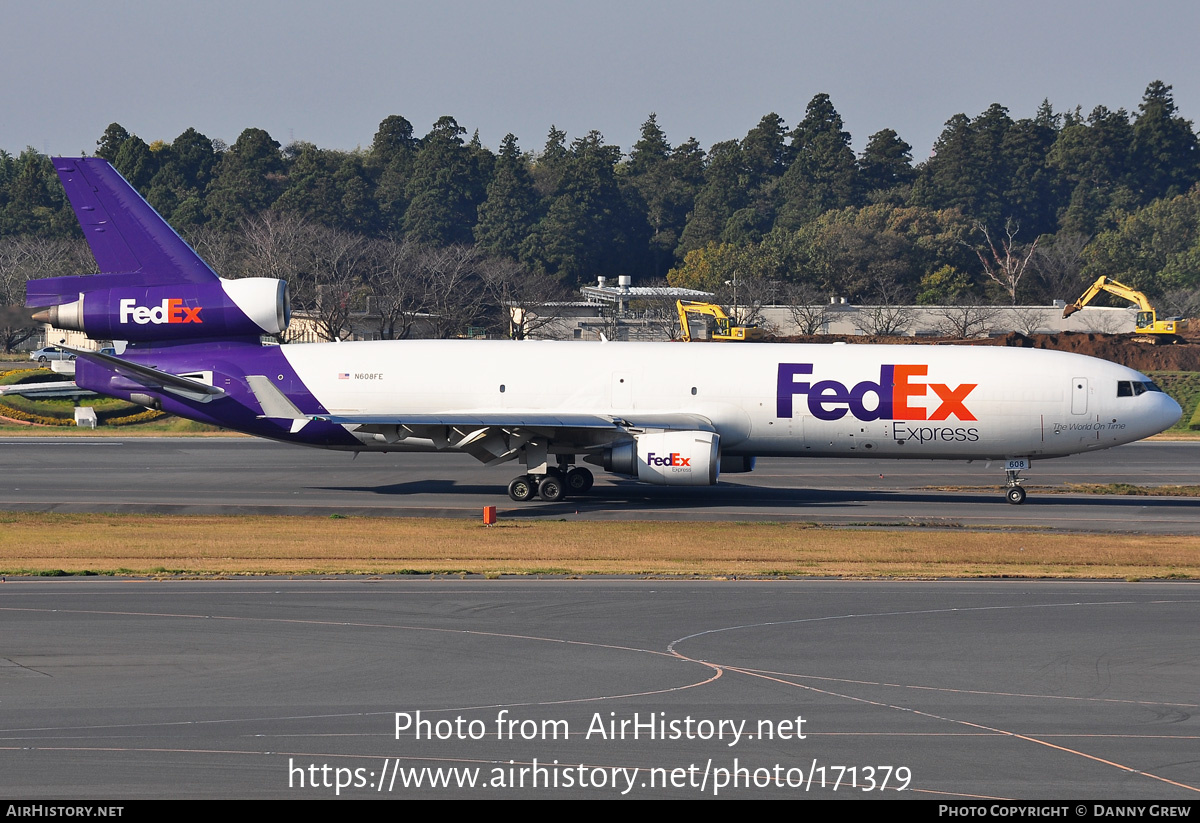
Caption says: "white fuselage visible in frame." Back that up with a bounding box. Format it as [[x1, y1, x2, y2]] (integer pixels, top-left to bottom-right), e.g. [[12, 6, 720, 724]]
[[278, 339, 1180, 461]]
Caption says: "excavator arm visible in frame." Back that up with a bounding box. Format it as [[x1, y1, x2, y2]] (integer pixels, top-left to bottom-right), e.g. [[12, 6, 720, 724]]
[[1063, 276, 1153, 318]]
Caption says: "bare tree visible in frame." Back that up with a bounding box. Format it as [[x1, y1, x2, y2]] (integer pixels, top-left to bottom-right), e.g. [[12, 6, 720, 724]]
[[712, 272, 778, 329], [1008, 305, 1048, 335], [967, 219, 1039, 304], [366, 236, 425, 339], [1160, 287, 1200, 320], [241, 212, 310, 340], [1077, 309, 1131, 334], [240, 211, 308, 283], [850, 303, 915, 336], [182, 225, 244, 278], [929, 300, 1001, 338], [780, 281, 831, 335], [630, 281, 686, 341], [0, 236, 94, 352], [1030, 231, 1089, 303], [417, 245, 488, 339], [300, 226, 369, 342], [478, 256, 573, 339], [849, 270, 914, 336]]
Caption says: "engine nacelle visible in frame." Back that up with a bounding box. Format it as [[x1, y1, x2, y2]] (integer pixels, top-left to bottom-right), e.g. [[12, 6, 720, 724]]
[[32, 277, 290, 342], [601, 431, 720, 486]]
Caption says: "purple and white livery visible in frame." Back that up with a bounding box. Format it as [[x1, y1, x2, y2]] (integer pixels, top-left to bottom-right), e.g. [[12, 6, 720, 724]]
[[28, 158, 1180, 504]]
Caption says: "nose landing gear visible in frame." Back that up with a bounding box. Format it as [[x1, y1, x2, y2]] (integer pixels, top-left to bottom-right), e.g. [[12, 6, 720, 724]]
[[1004, 459, 1029, 504]]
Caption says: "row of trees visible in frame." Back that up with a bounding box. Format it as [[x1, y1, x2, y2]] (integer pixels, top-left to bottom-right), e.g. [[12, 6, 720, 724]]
[[1, 80, 1197, 344]]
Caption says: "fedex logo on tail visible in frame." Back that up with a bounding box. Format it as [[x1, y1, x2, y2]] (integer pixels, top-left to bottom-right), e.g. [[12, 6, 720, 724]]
[[777, 363, 977, 422], [119, 298, 203, 325]]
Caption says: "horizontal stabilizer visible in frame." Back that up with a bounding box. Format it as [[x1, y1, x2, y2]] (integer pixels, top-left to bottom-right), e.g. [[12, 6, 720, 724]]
[[0, 381, 96, 399], [61, 345, 225, 403], [51, 158, 219, 282]]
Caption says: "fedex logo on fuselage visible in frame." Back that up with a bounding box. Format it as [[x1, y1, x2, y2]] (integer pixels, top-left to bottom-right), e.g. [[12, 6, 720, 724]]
[[118, 298, 203, 325], [777, 363, 977, 422], [646, 452, 691, 467]]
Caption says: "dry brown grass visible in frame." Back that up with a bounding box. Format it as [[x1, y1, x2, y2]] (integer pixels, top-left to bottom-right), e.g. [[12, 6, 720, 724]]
[[0, 513, 1196, 579]]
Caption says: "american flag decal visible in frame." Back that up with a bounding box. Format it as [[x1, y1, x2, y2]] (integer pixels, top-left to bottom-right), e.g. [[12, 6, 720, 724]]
[[338, 373, 350, 380]]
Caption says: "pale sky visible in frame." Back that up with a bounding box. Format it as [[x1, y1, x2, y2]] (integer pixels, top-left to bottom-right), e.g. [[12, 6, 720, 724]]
[[4, 0, 1198, 161]]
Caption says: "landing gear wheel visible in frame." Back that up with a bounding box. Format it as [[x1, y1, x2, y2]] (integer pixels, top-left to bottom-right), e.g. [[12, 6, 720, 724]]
[[507, 475, 535, 502], [537, 474, 566, 502], [566, 467, 594, 494], [1006, 486, 1027, 505]]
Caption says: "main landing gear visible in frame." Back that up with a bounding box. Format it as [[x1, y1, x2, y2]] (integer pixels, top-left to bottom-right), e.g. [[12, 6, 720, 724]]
[[506, 465, 594, 502]]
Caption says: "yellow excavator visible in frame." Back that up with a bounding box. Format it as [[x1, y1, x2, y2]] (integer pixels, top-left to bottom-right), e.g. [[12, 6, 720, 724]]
[[676, 301, 765, 342], [1062, 276, 1187, 339]]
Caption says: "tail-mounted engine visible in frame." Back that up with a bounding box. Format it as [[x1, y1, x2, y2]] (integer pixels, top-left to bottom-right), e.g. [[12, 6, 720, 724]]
[[30, 277, 290, 342]]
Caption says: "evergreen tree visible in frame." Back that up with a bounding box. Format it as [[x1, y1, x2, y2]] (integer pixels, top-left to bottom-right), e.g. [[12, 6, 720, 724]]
[[371, 115, 418, 234], [526, 131, 634, 282], [404, 116, 482, 246], [335, 153, 380, 235], [776, 94, 858, 230], [95, 123, 131, 162], [742, 112, 788, 185], [1048, 105, 1135, 234], [205, 128, 284, 229], [1131, 80, 1200, 201], [1000, 116, 1060, 238], [622, 114, 698, 275], [112, 135, 157, 190], [475, 134, 539, 259], [531, 125, 569, 199], [273, 143, 345, 226], [859, 128, 915, 195], [677, 140, 746, 256]]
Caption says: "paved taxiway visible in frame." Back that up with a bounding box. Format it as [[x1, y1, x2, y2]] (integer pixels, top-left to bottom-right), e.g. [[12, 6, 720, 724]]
[[1, 438, 1199, 532], [1, 578, 1196, 799]]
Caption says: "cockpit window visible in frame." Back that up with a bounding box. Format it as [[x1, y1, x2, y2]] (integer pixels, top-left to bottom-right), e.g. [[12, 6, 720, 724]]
[[1118, 380, 1164, 397]]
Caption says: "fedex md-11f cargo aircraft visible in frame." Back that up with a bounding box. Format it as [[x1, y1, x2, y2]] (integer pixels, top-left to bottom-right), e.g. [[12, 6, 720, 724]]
[[27, 158, 1181, 504]]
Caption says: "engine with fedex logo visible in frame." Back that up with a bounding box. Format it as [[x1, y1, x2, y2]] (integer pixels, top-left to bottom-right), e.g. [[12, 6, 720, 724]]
[[31, 277, 290, 343], [599, 431, 721, 486]]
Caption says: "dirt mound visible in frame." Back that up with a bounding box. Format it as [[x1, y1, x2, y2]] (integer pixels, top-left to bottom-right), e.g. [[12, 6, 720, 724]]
[[773, 331, 1200, 372], [985, 332, 1200, 372]]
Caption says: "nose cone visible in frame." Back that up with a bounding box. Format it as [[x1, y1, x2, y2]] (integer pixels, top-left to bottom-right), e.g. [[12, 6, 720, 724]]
[[1151, 391, 1182, 435]]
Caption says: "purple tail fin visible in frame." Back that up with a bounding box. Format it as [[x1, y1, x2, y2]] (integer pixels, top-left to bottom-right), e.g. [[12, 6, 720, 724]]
[[27, 158, 218, 306]]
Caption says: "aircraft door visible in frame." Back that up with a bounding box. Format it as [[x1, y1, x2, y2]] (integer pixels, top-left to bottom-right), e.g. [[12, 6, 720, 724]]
[[1071, 378, 1088, 415]]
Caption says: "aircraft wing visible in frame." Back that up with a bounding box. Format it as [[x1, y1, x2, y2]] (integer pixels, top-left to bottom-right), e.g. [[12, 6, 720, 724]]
[[311, 412, 715, 465], [313, 412, 714, 430]]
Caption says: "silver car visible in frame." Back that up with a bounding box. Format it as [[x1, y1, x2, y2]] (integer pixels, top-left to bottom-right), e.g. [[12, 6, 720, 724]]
[[29, 346, 76, 364]]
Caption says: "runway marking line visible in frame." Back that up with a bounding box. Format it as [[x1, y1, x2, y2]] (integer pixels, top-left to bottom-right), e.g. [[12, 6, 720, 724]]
[[667, 602, 1200, 795], [0, 604, 721, 736]]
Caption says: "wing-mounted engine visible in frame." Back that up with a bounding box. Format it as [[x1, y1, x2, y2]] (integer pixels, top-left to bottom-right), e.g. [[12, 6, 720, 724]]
[[595, 430, 721, 486], [30, 277, 290, 342]]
